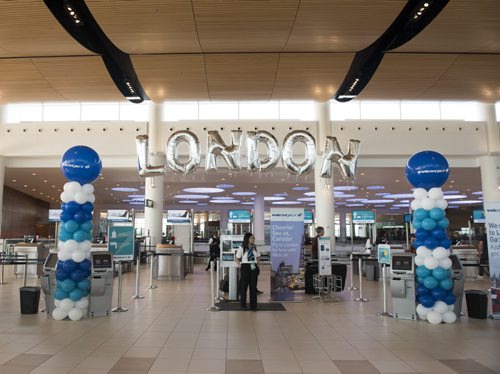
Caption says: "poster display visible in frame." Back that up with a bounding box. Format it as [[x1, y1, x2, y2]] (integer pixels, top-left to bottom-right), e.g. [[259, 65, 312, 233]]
[[473, 209, 486, 224], [167, 210, 190, 224], [377, 244, 391, 265], [318, 236, 332, 276], [483, 202, 500, 319], [48, 209, 62, 222], [352, 210, 375, 224], [270, 208, 305, 301], [107, 224, 135, 261], [228, 209, 252, 223]]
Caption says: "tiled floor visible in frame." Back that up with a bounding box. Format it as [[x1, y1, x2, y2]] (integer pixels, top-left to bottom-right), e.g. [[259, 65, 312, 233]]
[[0, 264, 499, 373]]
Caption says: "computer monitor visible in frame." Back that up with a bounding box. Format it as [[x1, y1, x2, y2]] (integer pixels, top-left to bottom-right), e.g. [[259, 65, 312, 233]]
[[392, 254, 414, 272], [92, 253, 112, 269], [44, 253, 58, 270]]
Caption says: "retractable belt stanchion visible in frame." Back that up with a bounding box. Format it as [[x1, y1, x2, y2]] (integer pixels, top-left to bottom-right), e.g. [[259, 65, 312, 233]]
[[206, 261, 220, 311], [112, 262, 128, 312], [131, 255, 144, 299], [23, 254, 28, 287], [215, 259, 224, 301], [0, 254, 7, 285], [377, 263, 392, 317], [354, 256, 369, 302], [348, 253, 357, 291], [145, 250, 158, 289]]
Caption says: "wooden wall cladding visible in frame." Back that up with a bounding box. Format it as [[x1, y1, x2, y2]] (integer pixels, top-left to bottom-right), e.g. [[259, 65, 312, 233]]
[[1, 186, 50, 239]]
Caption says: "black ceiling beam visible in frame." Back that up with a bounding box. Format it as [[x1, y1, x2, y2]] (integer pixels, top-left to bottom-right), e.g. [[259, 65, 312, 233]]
[[43, 0, 148, 103], [335, 0, 450, 102]]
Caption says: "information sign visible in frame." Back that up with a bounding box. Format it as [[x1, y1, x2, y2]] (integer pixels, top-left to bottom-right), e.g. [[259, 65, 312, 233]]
[[377, 244, 391, 265], [107, 224, 134, 261], [228, 209, 252, 223], [352, 210, 375, 223], [318, 236, 332, 276]]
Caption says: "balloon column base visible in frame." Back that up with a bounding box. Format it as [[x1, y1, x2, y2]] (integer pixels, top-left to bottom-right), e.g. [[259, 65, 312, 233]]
[[377, 312, 393, 317], [112, 307, 128, 312]]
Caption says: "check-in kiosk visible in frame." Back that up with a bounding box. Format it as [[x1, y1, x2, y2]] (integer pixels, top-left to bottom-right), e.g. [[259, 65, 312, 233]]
[[40, 252, 58, 314], [449, 254, 464, 316], [219, 235, 243, 300], [390, 254, 416, 320], [89, 251, 114, 317]]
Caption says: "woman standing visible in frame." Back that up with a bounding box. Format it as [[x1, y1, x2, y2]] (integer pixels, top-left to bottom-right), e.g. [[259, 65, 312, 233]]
[[205, 231, 220, 271], [236, 233, 261, 311]]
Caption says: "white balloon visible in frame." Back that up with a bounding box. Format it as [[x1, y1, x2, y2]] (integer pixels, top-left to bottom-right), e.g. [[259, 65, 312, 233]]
[[416, 304, 432, 319], [422, 198, 435, 210], [424, 256, 439, 270], [57, 249, 72, 261], [75, 297, 89, 309], [57, 241, 65, 251], [81, 184, 94, 195], [433, 301, 448, 314], [88, 194, 96, 204], [84, 250, 92, 260], [448, 304, 455, 311], [439, 258, 452, 269], [64, 240, 78, 253], [64, 181, 81, 194], [436, 199, 448, 210], [442, 311, 457, 324], [52, 307, 68, 321], [428, 187, 444, 200], [415, 255, 425, 267], [411, 199, 423, 210], [78, 240, 92, 252], [72, 250, 86, 263], [416, 246, 432, 258], [413, 188, 428, 200], [68, 308, 83, 321], [74, 192, 88, 205], [60, 191, 73, 203], [54, 299, 61, 307], [427, 311, 443, 325], [432, 247, 450, 260], [59, 298, 75, 312]]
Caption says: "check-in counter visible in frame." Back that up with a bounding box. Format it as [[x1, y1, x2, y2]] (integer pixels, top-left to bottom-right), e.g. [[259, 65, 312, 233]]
[[91, 243, 108, 252], [14, 243, 49, 278], [452, 245, 479, 279], [157, 244, 184, 280]]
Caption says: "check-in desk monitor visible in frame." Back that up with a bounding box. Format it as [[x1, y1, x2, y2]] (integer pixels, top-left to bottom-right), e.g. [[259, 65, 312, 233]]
[[390, 254, 416, 320], [40, 252, 58, 314], [89, 252, 114, 317], [449, 254, 464, 316]]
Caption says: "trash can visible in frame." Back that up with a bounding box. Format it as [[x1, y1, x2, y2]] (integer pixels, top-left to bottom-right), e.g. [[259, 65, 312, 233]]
[[465, 289, 488, 319], [19, 286, 41, 314]]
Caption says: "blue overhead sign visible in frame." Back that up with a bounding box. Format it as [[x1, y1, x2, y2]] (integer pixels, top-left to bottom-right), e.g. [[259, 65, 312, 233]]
[[352, 210, 375, 223], [473, 209, 486, 223], [304, 210, 313, 224], [228, 210, 251, 223]]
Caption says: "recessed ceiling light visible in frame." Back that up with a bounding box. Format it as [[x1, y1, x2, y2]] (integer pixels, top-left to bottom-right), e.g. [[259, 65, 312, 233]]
[[184, 187, 224, 194], [12, 179, 16, 182], [264, 196, 286, 201], [43, 180, 47, 183], [216, 184, 235, 189], [209, 200, 241, 204], [292, 187, 309, 191], [443, 195, 467, 200], [334, 186, 358, 191], [395, 180, 400, 183], [32, 173, 36, 176], [32, 188, 36, 191], [111, 187, 139, 192], [232, 192, 257, 196], [272, 201, 301, 205], [174, 194, 210, 199]]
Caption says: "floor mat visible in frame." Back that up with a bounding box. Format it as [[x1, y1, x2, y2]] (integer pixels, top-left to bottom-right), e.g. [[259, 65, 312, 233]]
[[215, 302, 286, 311]]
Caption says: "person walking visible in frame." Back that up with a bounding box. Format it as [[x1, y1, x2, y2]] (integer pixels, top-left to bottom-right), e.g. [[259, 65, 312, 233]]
[[478, 232, 489, 279], [311, 226, 324, 260], [205, 231, 220, 271], [236, 232, 261, 311]]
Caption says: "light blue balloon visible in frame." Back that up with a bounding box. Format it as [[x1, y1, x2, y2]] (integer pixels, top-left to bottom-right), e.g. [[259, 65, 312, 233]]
[[440, 278, 453, 291], [73, 230, 87, 243], [413, 219, 423, 230], [438, 217, 449, 229], [414, 208, 429, 221], [79, 221, 93, 232], [421, 217, 437, 231], [54, 289, 69, 300], [432, 267, 448, 281], [77, 278, 90, 291], [429, 208, 445, 221], [64, 220, 79, 233], [423, 276, 438, 289], [58, 228, 72, 242], [60, 278, 76, 293], [69, 288, 83, 302], [416, 266, 432, 279]]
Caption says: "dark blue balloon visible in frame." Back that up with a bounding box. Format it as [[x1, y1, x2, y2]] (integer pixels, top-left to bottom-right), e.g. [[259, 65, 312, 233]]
[[60, 211, 73, 222], [444, 292, 456, 305], [419, 295, 435, 308], [440, 238, 452, 249], [405, 150, 450, 190], [65, 201, 81, 214], [61, 203, 67, 211], [61, 145, 102, 184], [73, 210, 87, 223], [78, 259, 91, 272], [431, 287, 446, 301], [70, 269, 85, 283], [62, 260, 77, 273], [84, 212, 93, 222], [81, 202, 94, 213], [424, 237, 439, 250], [55, 269, 69, 281], [413, 240, 424, 249], [415, 229, 430, 241], [431, 227, 446, 240], [417, 284, 430, 296]]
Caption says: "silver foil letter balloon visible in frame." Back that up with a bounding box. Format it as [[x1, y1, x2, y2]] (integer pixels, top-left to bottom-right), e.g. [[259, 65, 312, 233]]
[[246, 130, 280, 172], [135, 135, 166, 177], [166, 130, 201, 174], [320, 137, 360, 180], [282, 130, 316, 175], [205, 130, 243, 171]]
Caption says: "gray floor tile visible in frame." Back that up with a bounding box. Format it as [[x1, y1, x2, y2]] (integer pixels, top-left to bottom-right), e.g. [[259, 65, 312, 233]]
[[333, 360, 380, 374], [226, 359, 264, 373], [440, 359, 495, 373]]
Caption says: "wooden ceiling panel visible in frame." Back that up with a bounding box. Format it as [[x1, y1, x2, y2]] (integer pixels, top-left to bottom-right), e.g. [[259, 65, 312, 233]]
[[272, 53, 353, 101], [204, 54, 279, 100], [372, 54, 457, 80], [192, 0, 300, 52], [0, 1, 90, 58], [286, 0, 406, 52], [397, 0, 500, 53], [132, 55, 209, 101], [87, 0, 201, 54]]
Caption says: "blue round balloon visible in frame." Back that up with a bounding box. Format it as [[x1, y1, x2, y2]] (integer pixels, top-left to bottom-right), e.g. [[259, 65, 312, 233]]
[[55, 269, 69, 281], [405, 150, 450, 190], [81, 289, 89, 297], [431, 227, 447, 240], [416, 266, 432, 279], [444, 292, 456, 305], [79, 221, 93, 232], [419, 295, 435, 308], [81, 202, 94, 213], [421, 218, 437, 231], [413, 240, 424, 249], [429, 208, 445, 221], [424, 237, 439, 250], [416, 276, 425, 285], [77, 278, 90, 291], [431, 287, 446, 301], [61, 146, 102, 184], [60, 278, 76, 293], [417, 284, 430, 296], [413, 220, 423, 230], [73, 230, 87, 243], [414, 208, 429, 221], [438, 217, 449, 229], [58, 228, 72, 242], [54, 289, 69, 300], [70, 269, 85, 283], [423, 276, 438, 289], [61, 211, 73, 222], [440, 238, 452, 249], [62, 260, 77, 273], [69, 288, 83, 302], [415, 229, 429, 241], [78, 259, 91, 272], [73, 210, 87, 224], [64, 220, 79, 233], [440, 278, 453, 290], [65, 201, 81, 215], [432, 267, 448, 281], [84, 212, 93, 222]]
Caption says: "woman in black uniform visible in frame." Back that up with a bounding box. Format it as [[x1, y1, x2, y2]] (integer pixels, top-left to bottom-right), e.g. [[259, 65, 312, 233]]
[[236, 232, 261, 311], [205, 231, 220, 271]]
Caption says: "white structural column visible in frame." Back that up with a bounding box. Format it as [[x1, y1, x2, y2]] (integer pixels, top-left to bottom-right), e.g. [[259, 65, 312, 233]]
[[220, 209, 228, 233], [253, 195, 265, 245], [479, 103, 500, 203], [339, 210, 347, 242], [314, 102, 336, 248], [144, 103, 165, 247], [0, 156, 4, 236]]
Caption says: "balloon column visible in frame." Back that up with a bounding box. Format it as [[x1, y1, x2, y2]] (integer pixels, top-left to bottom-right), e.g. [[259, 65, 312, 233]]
[[405, 150, 457, 325], [52, 146, 102, 321]]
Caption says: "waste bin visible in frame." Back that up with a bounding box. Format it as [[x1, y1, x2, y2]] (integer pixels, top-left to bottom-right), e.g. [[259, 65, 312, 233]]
[[365, 261, 379, 281], [19, 286, 40, 314], [465, 289, 488, 319]]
